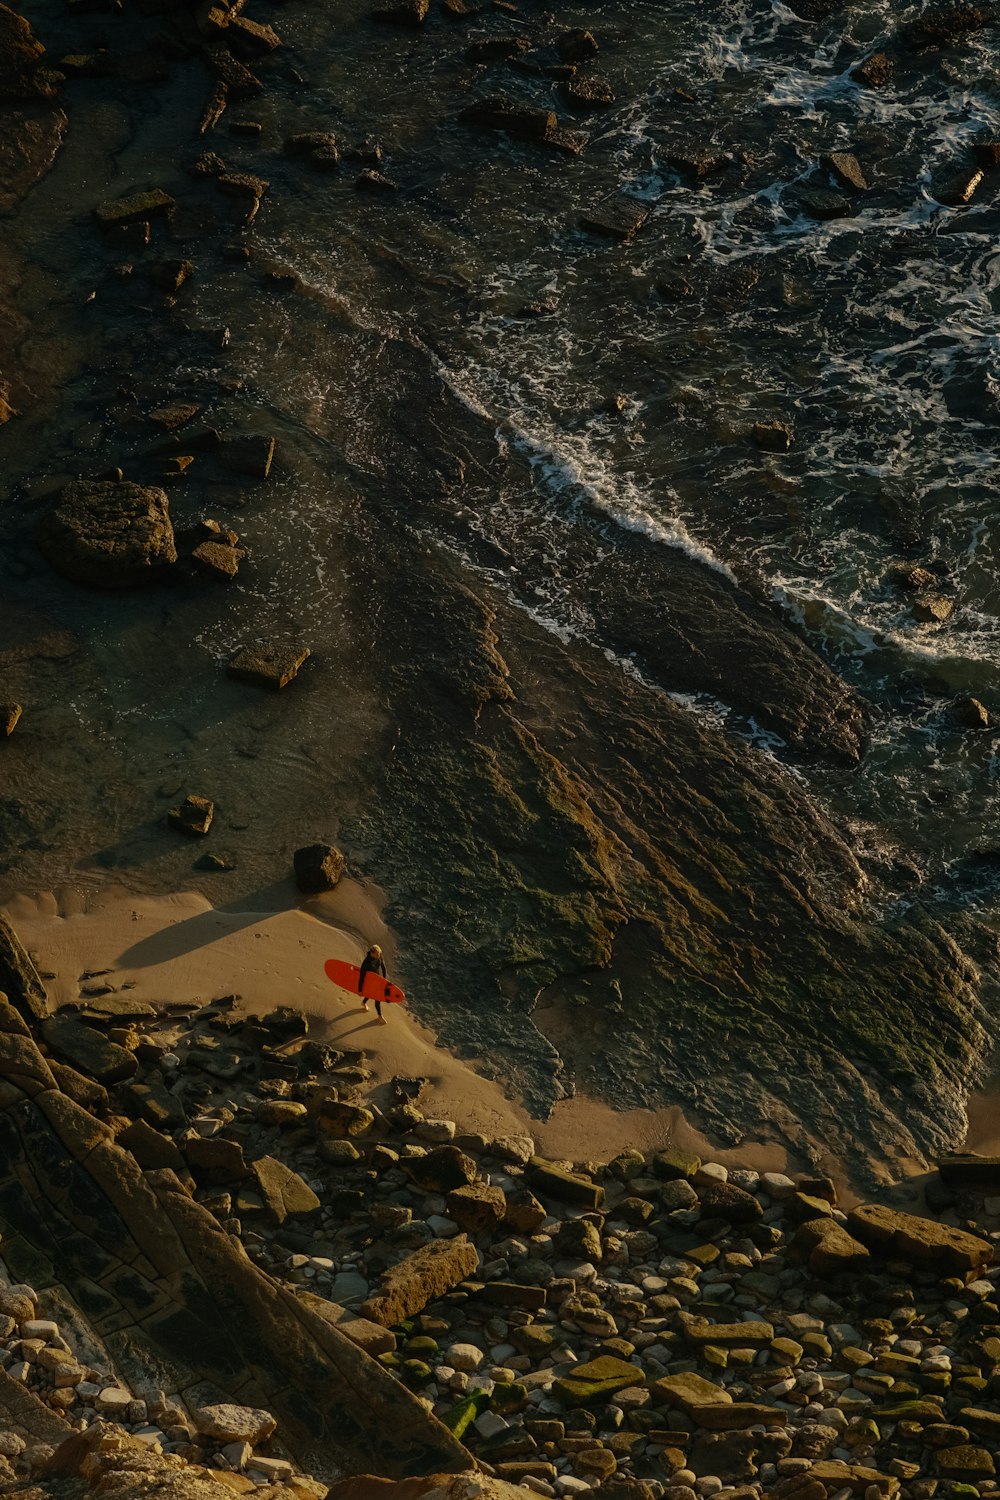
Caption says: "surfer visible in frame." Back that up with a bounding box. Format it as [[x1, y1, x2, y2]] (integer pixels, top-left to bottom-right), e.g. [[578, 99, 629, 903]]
[[359, 943, 388, 1025]]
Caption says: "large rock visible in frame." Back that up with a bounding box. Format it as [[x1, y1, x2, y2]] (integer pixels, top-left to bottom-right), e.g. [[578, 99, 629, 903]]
[[191, 1403, 276, 1444], [293, 843, 345, 893], [527, 1157, 603, 1209], [445, 1183, 506, 1233], [651, 1372, 733, 1414], [847, 1203, 991, 1275], [459, 96, 556, 141], [794, 1217, 870, 1276], [36, 481, 177, 588], [405, 1146, 477, 1193], [0, 4, 55, 100], [41, 1015, 138, 1085], [938, 1152, 1000, 1188], [252, 1155, 320, 1223], [362, 1236, 479, 1326], [697, 1180, 763, 1224], [553, 1355, 644, 1407], [227, 642, 310, 689]]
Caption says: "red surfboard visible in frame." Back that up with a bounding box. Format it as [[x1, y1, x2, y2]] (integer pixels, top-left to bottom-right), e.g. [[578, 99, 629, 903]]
[[324, 958, 406, 1005]]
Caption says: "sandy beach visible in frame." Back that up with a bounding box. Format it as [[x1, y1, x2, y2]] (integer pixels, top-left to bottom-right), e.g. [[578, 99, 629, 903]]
[[2, 877, 800, 1174]]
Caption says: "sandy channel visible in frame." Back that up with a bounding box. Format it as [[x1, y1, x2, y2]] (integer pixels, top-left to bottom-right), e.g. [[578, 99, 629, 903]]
[[2, 879, 798, 1175]]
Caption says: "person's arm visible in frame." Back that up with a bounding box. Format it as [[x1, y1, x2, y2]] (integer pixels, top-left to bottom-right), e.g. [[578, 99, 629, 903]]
[[378, 958, 387, 977], [358, 957, 371, 991]]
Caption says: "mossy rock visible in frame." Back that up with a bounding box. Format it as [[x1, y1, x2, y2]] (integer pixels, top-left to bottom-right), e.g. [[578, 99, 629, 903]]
[[554, 1355, 645, 1407], [442, 1391, 489, 1439], [406, 1335, 439, 1357], [400, 1358, 434, 1386], [492, 1381, 529, 1413]]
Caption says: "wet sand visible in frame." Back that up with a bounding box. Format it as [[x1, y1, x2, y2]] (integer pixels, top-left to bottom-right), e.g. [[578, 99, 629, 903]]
[[3, 879, 793, 1173]]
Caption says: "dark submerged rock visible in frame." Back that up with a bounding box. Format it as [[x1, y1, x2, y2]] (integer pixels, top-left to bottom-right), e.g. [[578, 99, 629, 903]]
[[35, 481, 177, 588]]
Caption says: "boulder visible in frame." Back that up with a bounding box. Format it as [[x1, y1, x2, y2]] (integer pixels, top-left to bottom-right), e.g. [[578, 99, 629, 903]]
[[405, 1146, 477, 1193], [185, 1134, 249, 1182], [168, 795, 214, 835], [847, 1202, 991, 1275], [680, 1316, 774, 1348], [284, 131, 339, 170], [252, 1155, 320, 1223], [902, 4, 995, 49], [561, 75, 615, 109], [293, 843, 345, 893], [217, 433, 274, 476], [192, 541, 243, 580], [41, 1015, 138, 1085], [688, 1431, 761, 1483], [1, 704, 21, 737], [794, 1217, 870, 1276], [579, 193, 650, 240], [553, 1355, 643, 1407], [651, 1149, 700, 1180], [952, 696, 990, 728], [822, 151, 867, 191], [0, 4, 52, 99], [36, 481, 177, 588], [445, 1183, 507, 1233], [94, 189, 174, 226], [691, 1402, 787, 1430], [852, 51, 894, 86], [912, 593, 954, 623], [372, 0, 429, 21], [227, 643, 310, 689], [527, 1157, 603, 1209], [317, 1099, 375, 1137], [555, 1217, 603, 1262], [752, 420, 793, 451], [459, 96, 556, 141], [192, 1404, 277, 1444], [362, 1236, 479, 1326], [697, 1181, 762, 1224], [652, 1372, 733, 1414]]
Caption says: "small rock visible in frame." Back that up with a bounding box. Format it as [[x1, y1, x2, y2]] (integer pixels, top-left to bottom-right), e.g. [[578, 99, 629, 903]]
[[1, 705, 22, 737], [228, 643, 311, 689], [168, 795, 214, 836]]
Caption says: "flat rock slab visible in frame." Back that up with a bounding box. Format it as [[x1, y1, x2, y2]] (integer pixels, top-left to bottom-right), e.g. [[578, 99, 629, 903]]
[[227, 643, 310, 689], [579, 192, 651, 240], [252, 1154, 320, 1223], [939, 1152, 1000, 1188], [692, 1402, 786, 1429], [95, 188, 174, 225], [553, 1355, 644, 1407], [41, 1015, 138, 1085], [652, 1372, 733, 1413], [847, 1202, 991, 1275], [527, 1156, 603, 1208], [680, 1316, 774, 1348], [362, 1235, 478, 1327]]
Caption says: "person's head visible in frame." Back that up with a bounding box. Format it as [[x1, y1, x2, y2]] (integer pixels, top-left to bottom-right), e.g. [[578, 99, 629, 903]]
[[369, 944, 382, 958]]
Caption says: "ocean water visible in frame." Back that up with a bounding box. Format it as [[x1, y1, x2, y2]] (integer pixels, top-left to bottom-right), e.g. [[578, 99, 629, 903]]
[[197, 0, 1000, 888]]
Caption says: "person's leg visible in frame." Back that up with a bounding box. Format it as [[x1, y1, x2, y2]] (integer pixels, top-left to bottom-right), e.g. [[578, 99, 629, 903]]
[[375, 999, 386, 1024]]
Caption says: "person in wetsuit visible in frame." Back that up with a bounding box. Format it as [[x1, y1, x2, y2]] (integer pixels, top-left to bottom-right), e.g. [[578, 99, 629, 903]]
[[359, 943, 388, 1024]]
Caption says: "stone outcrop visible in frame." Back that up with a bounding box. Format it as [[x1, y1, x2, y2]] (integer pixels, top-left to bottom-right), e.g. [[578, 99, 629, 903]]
[[0, 996, 470, 1478], [35, 482, 177, 589], [847, 1203, 992, 1275], [361, 1237, 479, 1327]]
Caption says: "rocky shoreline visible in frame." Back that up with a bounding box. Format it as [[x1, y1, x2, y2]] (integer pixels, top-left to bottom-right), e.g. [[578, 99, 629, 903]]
[[0, 918, 996, 1500]]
